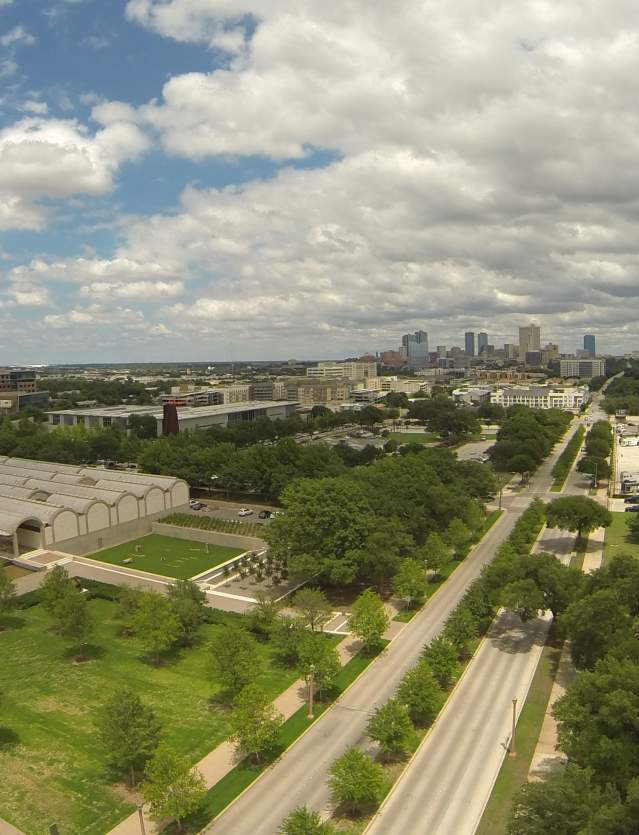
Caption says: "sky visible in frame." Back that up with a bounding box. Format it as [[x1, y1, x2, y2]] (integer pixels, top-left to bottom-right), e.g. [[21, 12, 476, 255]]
[[1, 0, 639, 362]]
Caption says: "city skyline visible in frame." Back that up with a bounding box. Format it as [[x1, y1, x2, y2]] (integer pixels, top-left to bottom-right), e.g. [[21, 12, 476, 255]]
[[1, 2, 637, 362]]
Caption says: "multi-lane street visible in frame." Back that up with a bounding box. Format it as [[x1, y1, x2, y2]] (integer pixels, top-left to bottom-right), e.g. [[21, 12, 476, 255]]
[[366, 408, 601, 835], [207, 417, 583, 834]]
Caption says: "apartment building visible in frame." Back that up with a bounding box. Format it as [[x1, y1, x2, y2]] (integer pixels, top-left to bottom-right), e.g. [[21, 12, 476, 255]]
[[490, 385, 588, 411], [306, 361, 378, 381], [559, 358, 606, 379]]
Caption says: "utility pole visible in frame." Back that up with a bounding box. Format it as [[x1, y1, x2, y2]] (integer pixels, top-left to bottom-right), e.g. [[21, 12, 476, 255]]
[[498, 485, 503, 510], [137, 805, 146, 835], [509, 698, 518, 757], [307, 664, 315, 719]]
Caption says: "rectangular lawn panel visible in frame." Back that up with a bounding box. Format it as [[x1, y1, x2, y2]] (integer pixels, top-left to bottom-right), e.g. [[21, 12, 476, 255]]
[[603, 511, 639, 566], [0, 598, 299, 834], [88, 534, 244, 579]]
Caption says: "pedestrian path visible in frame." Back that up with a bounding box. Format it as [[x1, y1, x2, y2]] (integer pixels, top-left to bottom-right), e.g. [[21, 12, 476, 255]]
[[0, 817, 24, 835], [108, 633, 363, 835], [526, 518, 606, 782]]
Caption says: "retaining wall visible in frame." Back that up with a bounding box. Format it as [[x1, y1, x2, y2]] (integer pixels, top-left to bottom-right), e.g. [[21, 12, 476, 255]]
[[152, 521, 265, 551]]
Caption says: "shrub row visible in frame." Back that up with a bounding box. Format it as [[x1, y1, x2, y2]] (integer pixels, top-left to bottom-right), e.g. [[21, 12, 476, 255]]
[[551, 425, 585, 487], [160, 512, 264, 538]]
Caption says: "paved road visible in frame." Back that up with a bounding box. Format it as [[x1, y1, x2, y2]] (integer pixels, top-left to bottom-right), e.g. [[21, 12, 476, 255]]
[[367, 611, 551, 835], [365, 410, 599, 835], [206, 422, 578, 834]]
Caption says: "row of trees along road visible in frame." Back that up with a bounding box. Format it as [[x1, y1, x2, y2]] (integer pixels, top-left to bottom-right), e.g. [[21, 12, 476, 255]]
[[601, 359, 639, 413], [509, 551, 639, 834], [576, 420, 613, 484], [265, 446, 498, 589], [278, 500, 555, 833], [489, 407, 572, 476]]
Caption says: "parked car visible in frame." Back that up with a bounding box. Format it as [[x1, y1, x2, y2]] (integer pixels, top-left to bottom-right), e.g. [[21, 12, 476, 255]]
[[624, 506, 639, 512], [189, 500, 205, 510], [258, 510, 272, 519], [238, 508, 254, 517]]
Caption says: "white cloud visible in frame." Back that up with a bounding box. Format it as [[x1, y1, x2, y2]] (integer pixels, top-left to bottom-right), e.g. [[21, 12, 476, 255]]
[[0, 25, 35, 47], [0, 114, 148, 230], [20, 99, 48, 115], [79, 279, 184, 300]]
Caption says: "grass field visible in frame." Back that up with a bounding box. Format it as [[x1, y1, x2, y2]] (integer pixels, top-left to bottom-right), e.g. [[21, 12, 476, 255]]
[[388, 432, 439, 444], [603, 511, 639, 566], [0, 597, 300, 834], [88, 534, 244, 579]]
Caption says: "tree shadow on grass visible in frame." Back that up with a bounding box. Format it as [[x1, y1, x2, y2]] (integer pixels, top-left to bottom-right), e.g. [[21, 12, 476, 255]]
[[0, 614, 26, 631], [0, 727, 20, 750], [62, 643, 106, 662]]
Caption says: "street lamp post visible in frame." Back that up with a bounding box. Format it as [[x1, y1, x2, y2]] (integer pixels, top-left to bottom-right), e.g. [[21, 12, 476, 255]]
[[498, 485, 503, 510], [307, 663, 315, 719], [137, 804, 146, 835], [509, 698, 518, 757], [209, 474, 219, 496]]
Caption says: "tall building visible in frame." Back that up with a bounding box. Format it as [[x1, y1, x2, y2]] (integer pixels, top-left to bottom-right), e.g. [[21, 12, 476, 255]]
[[504, 343, 518, 360], [559, 358, 606, 379], [477, 332, 488, 354], [436, 345, 447, 358], [401, 330, 429, 368], [519, 324, 541, 357], [464, 332, 475, 356], [584, 334, 596, 356]]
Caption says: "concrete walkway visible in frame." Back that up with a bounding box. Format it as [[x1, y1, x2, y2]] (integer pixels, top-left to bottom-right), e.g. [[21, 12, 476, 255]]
[[108, 634, 364, 835], [0, 818, 25, 835], [527, 516, 606, 781]]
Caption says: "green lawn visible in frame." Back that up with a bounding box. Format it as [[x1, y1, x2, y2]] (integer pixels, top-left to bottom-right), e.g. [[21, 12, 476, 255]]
[[0, 597, 300, 834], [388, 432, 439, 444], [88, 534, 245, 579], [603, 511, 639, 566]]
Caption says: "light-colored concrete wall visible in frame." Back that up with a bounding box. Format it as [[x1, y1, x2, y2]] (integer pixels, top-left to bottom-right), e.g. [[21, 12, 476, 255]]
[[171, 482, 190, 507], [52, 509, 80, 542], [87, 501, 110, 532], [117, 494, 139, 523], [52, 505, 189, 556], [146, 487, 165, 515], [152, 521, 265, 550]]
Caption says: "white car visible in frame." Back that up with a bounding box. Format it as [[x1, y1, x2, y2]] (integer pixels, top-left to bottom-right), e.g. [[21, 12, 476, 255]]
[[238, 508, 254, 517]]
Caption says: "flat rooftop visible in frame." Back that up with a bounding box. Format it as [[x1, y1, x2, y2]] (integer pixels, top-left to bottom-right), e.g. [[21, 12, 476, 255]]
[[47, 401, 300, 419]]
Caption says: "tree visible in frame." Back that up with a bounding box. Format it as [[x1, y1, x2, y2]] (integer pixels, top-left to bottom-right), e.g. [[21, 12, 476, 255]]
[[561, 589, 632, 669], [328, 747, 385, 815], [444, 518, 471, 559], [444, 605, 478, 658], [297, 633, 341, 698], [52, 585, 94, 656], [349, 589, 389, 652], [553, 655, 639, 791], [358, 518, 413, 590], [40, 564, 75, 614], [501, 579, 546, 621], [229, 683, 284, 762], [279, 806, 334, 834], [508, 764, 614, 835], [270, 615, 309, 666], [287, 553, 319, 584], [419, 532, 450, 579], [118, 585, 142, 634], [167, 579, 207, 645], [132, 592, 181, 665], [209, 624, 262, 698], [398, 660, 443, 725], [143, 745, 206, 832], [96, 688, 161, 786], [545, 497, 612, 544], [0, 565, 16, 625], [518, 552, 582, 618], [367, 699, 413, 760], [422, 636, 458, 689], [294, 588, 332, 632], [392, 559, 427, 608], [248, 590, 282, 638]]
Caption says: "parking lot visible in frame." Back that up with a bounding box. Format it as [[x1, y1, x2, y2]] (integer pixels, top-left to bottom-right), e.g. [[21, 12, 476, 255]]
[[186, 499, 280, 525]]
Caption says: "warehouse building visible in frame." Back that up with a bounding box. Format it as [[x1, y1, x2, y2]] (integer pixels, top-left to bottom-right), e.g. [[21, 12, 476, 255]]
[[46, 400, 300, 435], [0, 457, 189, 557]]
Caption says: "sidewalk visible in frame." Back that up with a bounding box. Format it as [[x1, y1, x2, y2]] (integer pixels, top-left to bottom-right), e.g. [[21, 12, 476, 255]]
[[527, 519, 606, 781], [108, 633, 363, 835]]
